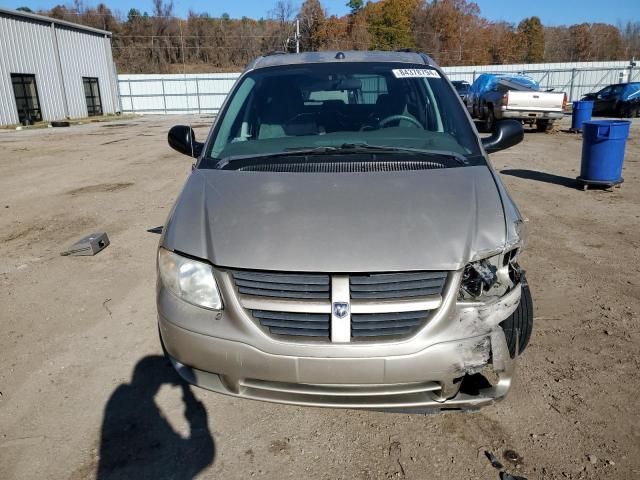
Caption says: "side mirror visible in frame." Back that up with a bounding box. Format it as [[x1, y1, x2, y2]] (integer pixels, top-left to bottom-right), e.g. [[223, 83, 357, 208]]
[[481, 120, 524, 154], [168, 125, 204, 158]]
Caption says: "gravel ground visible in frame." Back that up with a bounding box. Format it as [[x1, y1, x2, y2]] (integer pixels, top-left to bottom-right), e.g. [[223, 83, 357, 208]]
[[0, 115, 638, 480]]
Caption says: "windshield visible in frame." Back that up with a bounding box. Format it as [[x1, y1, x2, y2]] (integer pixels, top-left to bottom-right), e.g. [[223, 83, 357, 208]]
[[623, 83, 640, 101], [452, 81, 470, 93], [202, 62, 483, 168]]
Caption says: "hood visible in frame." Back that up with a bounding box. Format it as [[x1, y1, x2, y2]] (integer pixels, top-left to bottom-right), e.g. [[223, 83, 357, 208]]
[[162, 166, 506, 272]]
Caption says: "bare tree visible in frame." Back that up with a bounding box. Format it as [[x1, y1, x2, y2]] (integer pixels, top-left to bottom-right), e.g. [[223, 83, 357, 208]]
[[268, 0, 296, 51]]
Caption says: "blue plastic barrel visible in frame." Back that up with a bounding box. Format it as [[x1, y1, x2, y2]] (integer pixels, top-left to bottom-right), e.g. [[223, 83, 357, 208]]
[[571, 100, 593, 131], [579, 120, 631, 184]]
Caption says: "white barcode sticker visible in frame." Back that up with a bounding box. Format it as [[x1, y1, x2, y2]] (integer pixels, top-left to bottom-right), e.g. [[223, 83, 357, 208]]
[[392, 68, 441, 79]]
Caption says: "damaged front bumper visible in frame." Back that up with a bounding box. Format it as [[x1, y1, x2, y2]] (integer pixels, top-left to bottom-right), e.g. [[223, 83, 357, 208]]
[[162, 325, 514, 411], [158, 278, 521, 411]]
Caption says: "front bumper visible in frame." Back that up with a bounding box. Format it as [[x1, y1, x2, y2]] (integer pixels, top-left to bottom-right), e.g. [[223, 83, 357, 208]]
[[160, 319, 514, 410], [158, 269, 521, 410]]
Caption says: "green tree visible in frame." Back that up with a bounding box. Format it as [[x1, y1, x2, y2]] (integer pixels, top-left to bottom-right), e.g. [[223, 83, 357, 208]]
[[346, 0, 363, 14], [127, 8, 141, 22], [365, 0, 419, 50], [16, 6, 33, 12], [518, 16, 545, 63]]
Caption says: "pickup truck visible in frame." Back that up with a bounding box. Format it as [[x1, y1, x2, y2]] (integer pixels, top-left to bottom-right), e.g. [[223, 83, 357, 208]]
[[466, 73, 567, 132]]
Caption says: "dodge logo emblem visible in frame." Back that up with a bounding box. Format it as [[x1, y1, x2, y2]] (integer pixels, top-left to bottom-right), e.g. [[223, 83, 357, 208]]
[[333, 302, 349, 319]]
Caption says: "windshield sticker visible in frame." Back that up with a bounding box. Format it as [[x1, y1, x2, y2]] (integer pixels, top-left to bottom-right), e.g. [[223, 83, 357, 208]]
[[392, 68, 441, 79]]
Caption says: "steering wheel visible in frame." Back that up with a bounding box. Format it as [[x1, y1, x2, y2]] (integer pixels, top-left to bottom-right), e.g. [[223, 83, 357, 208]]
[[378, 114, 423, 128]]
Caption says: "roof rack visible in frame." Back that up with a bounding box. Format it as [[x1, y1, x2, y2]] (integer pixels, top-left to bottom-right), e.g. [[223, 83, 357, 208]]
[[265, 51, 287, 56]]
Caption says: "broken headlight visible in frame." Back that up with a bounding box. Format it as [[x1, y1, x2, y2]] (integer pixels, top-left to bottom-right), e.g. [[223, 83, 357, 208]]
[[158, 248, 223, 310], [459, 249, 521, 300]]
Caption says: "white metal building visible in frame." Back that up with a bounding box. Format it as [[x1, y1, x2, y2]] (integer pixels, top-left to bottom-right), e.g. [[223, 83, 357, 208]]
[[0, 7, 120, 126]]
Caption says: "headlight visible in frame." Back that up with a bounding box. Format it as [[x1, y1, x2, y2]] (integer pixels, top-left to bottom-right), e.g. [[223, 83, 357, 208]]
[[459, 249, 521, 300], [158, 248, 222, 310]]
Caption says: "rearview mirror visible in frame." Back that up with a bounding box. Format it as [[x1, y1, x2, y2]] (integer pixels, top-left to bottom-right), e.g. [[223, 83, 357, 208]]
[[168, 125, 204, 158], [481, 120, 524, 154], [334, 78, 362, 90]]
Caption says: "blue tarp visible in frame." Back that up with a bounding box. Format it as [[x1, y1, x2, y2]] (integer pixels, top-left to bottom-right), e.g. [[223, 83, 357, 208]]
[[472, 73, 540, 95]]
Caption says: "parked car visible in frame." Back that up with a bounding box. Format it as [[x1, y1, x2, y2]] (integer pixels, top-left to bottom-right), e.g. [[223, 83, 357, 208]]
[[581, 82, 640, 117], [159, 50, 532, 412], [451, 80, 471, 102], [467, 73, 566, 132]]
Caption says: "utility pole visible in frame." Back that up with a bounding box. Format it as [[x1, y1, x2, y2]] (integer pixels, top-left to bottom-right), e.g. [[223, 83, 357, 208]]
[[296, 18, 300, 53]]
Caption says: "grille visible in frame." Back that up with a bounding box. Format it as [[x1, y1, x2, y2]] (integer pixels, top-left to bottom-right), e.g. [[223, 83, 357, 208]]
[[238, 161, 446, 173], [352, 310, 430, 338], [253, 310, 330, 338], [232, 270, 330, 300], [349, 271, 447, 299], [233, 269, 448, 341]]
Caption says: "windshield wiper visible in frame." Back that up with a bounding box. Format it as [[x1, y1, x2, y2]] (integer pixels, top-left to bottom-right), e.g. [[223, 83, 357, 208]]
[[216, 147, 339, 168], [216, 143, 468, 168], [334, 143, 469, 165]]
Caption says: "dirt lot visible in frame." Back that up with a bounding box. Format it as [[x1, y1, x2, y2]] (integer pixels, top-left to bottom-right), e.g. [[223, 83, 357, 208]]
[[1, 115, 639, 480]]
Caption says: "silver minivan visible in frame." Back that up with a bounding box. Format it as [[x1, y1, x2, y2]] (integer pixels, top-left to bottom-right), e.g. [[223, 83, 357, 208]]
[[158, 51, 532, 411]]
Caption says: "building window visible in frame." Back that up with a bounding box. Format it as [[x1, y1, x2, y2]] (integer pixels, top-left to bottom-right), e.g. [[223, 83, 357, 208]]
[[83, 77, 103, 116], [11, 74, 42, 124]]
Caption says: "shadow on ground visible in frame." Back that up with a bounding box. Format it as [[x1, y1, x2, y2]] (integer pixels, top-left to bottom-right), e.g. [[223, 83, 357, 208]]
[[501, 168, 577, 188], [97, 355, 214, 479]]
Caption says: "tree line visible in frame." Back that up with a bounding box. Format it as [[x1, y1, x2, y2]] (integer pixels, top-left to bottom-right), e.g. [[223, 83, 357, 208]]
[[27, 0, 640, 73]]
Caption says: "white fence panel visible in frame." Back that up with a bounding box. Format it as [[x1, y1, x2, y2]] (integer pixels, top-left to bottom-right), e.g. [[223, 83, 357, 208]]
[[118, 73, 240, 114], [117, 60, 638, 115]]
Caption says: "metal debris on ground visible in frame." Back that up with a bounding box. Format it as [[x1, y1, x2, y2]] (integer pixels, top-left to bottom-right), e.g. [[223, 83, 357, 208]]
[[500, 473, 527, 480], [503, 449, 522, 464], [485, 450, 504, 469], [60, 232, 110, 256]]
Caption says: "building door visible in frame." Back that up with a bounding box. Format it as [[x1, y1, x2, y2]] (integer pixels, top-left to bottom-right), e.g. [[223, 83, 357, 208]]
[[83, 77, 103, 116], [11, 74, 42, 124]]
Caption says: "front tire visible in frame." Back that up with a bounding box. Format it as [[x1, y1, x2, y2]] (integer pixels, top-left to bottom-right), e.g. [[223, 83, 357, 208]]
[[622, 105, 639, 118], [500, 275, 534, 358]]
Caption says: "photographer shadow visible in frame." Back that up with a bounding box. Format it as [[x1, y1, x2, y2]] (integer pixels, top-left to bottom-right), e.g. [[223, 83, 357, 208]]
[[97, 355, 214, 479]]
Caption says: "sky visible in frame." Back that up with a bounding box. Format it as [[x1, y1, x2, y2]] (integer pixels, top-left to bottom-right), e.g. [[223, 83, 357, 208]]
[[1, 0, 639, 26]]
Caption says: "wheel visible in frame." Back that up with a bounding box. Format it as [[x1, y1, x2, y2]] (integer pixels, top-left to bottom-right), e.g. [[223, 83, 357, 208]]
[[500, 274, 533, 358], [484, 108, 495, 133], [622, 106, 634, 118], [536, 119, 552, 132]]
